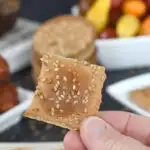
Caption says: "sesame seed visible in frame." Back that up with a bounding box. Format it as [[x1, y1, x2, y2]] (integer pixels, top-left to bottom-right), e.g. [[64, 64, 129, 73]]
[[73, 100, 78, 104], [60, 109, 64, 112], [92, 79, 95, 82], [54, 68, 59, 71], [41, 78, 46, 82], [63, 91, 65, 95], [56, 60, 59, 64], [56, 104, 60, 109], [73, 85, 76, 90], [56, 81, 60, 85], [73, 78, 76, 82], [73, 95, 77, 98], [61, 94, 65, 99], [65, 99, 70, 103], [63, 76, 67, 82], [84, 108, 87, 113], [45, 68, 50, 72], [58, 97, 62, 101], [56, 75, 60, 79], [60, 64, 65, 68], [68, 95, 71, 99], [51, 112, 54, 116], [51, 108, 54, 112], [40, 95, 44, 100]]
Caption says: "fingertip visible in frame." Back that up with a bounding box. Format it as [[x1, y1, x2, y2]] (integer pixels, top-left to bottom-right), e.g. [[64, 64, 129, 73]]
[[64, 131, 86, 150]]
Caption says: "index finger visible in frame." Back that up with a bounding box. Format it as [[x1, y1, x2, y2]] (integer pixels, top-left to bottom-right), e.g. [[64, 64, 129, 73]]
[[100, 111, 150, 146]]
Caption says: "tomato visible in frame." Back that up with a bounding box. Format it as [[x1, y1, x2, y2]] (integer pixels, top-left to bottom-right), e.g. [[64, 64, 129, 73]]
[[116, 14, 140, 37], [99, 28, 117, 39]]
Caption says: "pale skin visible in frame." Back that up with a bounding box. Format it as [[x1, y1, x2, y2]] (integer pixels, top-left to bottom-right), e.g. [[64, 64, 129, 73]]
[[64, 111, 150, 150]]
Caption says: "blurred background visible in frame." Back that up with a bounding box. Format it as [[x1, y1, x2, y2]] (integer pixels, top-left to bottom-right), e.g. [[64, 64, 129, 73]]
[[0, 0, 149, 144]]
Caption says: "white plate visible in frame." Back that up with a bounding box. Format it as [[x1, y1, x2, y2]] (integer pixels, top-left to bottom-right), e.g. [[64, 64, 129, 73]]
[[0, 142, 63, 150], [71, 5, 150, 70], [106, 73, 150, 117], [0, 87, 33, 133]]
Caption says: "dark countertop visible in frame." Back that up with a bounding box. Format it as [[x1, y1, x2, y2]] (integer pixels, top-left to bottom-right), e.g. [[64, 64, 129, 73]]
[[0, 66, 149, 142], [0, 0, 149, 143]]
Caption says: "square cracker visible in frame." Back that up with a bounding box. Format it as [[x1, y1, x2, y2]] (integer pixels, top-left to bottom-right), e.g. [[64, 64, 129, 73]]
[[24, 54, 106, 130]]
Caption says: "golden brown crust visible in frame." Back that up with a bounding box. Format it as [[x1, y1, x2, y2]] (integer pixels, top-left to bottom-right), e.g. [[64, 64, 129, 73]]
[[130, 87, 150, 110], [25, 54, 106, 130], [33, 15, 96, 57], [32, 45, 96, 82]]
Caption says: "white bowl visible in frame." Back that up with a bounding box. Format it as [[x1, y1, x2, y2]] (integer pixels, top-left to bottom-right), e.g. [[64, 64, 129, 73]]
[[96, 36, 150, 70], [0, 87, 33, 133], [71, 5, 150, 70], [106, 73, 150, 117]]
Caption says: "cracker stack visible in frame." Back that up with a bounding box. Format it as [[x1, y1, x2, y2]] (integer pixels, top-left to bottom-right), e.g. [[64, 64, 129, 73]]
[[33, 15, 97, 81]]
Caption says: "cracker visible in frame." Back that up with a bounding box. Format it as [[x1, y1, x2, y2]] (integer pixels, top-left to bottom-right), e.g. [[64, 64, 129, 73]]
[[24, 54, 106, 130]]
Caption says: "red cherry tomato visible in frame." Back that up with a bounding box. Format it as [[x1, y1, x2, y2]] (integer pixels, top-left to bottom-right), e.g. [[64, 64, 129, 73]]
[[99, 28, 117, 39], [109, 8, 122, 26]]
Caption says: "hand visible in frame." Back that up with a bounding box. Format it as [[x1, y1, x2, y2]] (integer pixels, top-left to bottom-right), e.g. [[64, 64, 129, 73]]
[[64, 111, 150, 150]]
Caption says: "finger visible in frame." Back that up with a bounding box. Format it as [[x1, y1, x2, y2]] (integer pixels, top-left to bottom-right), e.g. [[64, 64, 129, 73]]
[[64, 131, 86, 150], [100, 111, 150, 146], [80, 116, 148, 150]]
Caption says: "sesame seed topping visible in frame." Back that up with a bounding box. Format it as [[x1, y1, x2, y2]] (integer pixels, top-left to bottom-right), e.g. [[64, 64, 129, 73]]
[[40, 95, 44, 100], [62, 91, 65, 95], [63, 76, 67, 82], [73, 95, 77, 98], [58, 97, 62, 101], [45, 68, 50, 72], [73, 85, 76, 90], [61, 94, 65, 99], [54, 68, 59, 71], [92, 79, 95, 82], [65, 99, 70, 103], [56, 75, 60, 79], [41, 78, 46, 82], [73, 100, 78, 104], [51, 108, 55, 112], [56, 60, 59, 63], [60, 64, 65, 68], [56, 104, 60, 109], [60, 109, 64, 112], [73, 78, 76, 82]]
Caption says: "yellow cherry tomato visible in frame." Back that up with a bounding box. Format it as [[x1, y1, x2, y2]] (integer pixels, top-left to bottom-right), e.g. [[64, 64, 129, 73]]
[[116, 14, 140, 37]]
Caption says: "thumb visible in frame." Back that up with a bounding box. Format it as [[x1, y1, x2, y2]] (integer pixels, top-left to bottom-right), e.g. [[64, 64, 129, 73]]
[[80, 116, 148, 150]]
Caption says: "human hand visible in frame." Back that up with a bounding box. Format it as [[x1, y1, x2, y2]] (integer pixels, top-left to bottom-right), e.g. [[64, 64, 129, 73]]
[[64, 111, 150, 150]]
